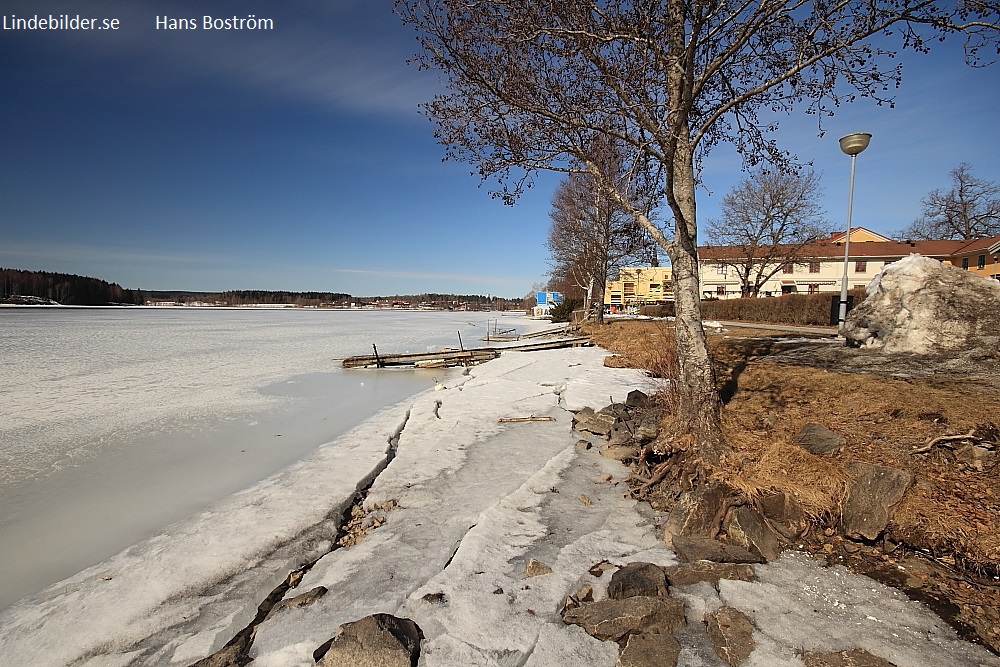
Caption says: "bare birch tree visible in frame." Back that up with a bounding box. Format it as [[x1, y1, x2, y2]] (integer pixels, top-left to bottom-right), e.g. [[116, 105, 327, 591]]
[[395, 0, 999, 464], [896, 163, 1000, 240], [706, 169, 832, 298], [547, 139, 660, 323]]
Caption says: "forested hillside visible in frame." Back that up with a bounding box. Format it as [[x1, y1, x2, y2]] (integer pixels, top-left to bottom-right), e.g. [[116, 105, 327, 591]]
[[0, 268, 144, 305]]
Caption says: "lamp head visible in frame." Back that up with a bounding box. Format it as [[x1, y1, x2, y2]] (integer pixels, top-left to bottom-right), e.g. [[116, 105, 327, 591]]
[[839, 132, 872, 156]]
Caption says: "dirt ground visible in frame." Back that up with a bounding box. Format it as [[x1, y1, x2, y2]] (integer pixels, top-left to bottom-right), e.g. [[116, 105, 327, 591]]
[[582, 319, 1000, 655]]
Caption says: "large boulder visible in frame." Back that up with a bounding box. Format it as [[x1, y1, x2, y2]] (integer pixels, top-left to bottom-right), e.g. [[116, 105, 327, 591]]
[[315, 614, 423, 667], [843, 254, 1000, 354], [562, 596, 686, 642]]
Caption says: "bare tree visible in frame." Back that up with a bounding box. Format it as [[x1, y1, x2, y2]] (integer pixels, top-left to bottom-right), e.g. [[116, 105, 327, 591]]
[[547, 140, 659, 323], [706, 169, 833, 298], [896, 163, 1000, 240], [395, 0, 999, 464]]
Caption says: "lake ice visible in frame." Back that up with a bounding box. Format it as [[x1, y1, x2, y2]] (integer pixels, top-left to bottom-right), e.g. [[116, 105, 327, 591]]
[[0, 307, 534, 610]]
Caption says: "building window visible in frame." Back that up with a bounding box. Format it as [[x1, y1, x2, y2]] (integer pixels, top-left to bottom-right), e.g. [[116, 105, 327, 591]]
[[854, 261, 867, 273], [978, 254, 986, 270], [716, 285, 726, 296], [962, 257, 969, 270], [809, 262, 820, 273], [716, 264, 727, 276], [782, 262, 794, 274]]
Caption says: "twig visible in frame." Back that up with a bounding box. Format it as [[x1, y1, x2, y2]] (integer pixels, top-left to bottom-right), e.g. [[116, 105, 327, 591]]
[[497, 416, 557, 423], [911, 429, 978, 454]]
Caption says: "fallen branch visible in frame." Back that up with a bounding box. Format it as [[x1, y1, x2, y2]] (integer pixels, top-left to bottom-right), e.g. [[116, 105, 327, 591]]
[[911, 429, 978, 454], [497, 416, 557, 423]]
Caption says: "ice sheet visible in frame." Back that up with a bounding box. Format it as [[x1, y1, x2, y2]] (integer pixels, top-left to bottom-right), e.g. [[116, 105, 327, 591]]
[[0, 309, 543, 609]]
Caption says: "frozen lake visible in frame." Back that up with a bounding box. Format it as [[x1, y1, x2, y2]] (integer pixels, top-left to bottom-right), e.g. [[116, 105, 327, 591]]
[[0, 307, 534, 610]]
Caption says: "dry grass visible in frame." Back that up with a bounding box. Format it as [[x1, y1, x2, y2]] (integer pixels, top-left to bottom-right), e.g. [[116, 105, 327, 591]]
[[582, 320, 679, 380], [583, 319, 999, 573]]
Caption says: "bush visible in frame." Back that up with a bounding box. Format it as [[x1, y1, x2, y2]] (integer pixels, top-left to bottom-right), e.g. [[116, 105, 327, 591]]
[[700, 289, 866, 326], [549, 298, 582, 323], [639, 304, 675, 318]]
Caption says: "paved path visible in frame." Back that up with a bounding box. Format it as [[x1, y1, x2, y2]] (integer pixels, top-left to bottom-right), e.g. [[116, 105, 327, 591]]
[[715, 320, 839, 337]]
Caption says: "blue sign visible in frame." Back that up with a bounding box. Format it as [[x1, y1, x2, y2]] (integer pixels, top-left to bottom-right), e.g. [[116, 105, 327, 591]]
[[536, 291, 564, 306]]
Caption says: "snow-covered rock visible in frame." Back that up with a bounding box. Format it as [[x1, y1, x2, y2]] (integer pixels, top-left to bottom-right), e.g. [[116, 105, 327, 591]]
[[843, 254, 1000, 354]]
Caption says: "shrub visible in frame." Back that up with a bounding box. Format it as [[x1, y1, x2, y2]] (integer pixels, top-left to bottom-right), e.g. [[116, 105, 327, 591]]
[[700, 289, 866, 326], [639, 304, 675, 318], [549, 298, 582, 322]]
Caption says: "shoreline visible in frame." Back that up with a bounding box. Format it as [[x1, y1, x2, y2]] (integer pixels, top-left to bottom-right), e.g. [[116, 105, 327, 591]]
[[2, 345, 996, 666]]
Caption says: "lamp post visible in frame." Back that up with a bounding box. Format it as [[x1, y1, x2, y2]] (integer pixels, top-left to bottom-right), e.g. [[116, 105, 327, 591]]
[[837, 132, 872, 333]]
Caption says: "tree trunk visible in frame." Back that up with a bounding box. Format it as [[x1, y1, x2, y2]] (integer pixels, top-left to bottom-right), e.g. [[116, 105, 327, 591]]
[[592, 275, 605, 324], [669, 142, 724, 465]]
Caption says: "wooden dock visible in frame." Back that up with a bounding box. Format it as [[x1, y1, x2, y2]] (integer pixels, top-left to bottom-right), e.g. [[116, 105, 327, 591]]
[[341, 336, 591, 369]]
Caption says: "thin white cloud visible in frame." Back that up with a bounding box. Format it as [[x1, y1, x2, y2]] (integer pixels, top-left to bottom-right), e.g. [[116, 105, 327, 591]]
[[6, 0, 437, 117], [322, 267, 528, 285], [0, 241, 238, 267]]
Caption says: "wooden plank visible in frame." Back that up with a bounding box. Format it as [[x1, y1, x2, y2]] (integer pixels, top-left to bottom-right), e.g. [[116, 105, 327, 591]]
[[341, 337, 591, 368], [342, 348, 499, 368]]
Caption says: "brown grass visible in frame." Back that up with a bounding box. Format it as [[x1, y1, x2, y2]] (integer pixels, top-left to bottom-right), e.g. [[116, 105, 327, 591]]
[[582, 319, 1000, 573]]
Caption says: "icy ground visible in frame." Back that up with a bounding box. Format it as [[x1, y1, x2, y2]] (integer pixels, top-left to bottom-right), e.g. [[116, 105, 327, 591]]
[[0, 308, 525, 608], [0, 348, 997, 667]]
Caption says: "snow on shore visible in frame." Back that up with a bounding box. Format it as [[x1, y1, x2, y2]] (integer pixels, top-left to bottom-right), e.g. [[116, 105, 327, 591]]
[[0, 347, 996, 667]]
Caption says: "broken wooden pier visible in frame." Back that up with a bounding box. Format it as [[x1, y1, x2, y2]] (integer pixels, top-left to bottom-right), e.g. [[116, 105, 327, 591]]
[[341, 337, 591, 369]]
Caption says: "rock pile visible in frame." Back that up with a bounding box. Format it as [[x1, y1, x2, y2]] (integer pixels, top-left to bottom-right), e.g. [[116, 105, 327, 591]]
[[560, 554, 900, 666], [572, 390, 662, 462]]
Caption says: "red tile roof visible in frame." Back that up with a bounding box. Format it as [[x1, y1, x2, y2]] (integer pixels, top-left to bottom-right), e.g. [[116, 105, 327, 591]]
[[698, 239, 971, 261]]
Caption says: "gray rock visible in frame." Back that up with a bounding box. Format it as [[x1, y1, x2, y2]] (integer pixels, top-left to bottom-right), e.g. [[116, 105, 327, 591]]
[[188, 643, 249, 667], [633, 415, 661, 444], [579, 410, 619, 437], [664, 562, 757, 589], [609, 421, 637, 445], [600, 443, 640, 461], [757, 492, 808, 540], [625, 389, 650, 408], [572, 406, 596, 428], [663, 483, 730, 542], [841, 461, 913, 541], [562, 596, 686, 642], [724, 507, 782, 562], [607, 562, 669, 600], [956, 444, 997, 471], [794, 423, 845, 456], [843, 254, 1000, 355], [671, 536, 763, 564], [705, 607, 756, 666], [618, 631, 681, 667], [316, 614, 423, 667], [265, 586, 328, 620], [802, 648, 898, 667], [576, 439, 593, 450]]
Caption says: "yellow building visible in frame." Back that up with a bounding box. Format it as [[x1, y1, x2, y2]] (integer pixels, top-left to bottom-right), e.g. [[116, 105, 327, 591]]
[[604, 266, 672, 308], [605, 228, 1000, 306], [948, 236, 1000, 280]]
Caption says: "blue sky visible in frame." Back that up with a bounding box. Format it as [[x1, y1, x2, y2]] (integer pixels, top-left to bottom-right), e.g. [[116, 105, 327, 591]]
[[1, 1, 998, 298]]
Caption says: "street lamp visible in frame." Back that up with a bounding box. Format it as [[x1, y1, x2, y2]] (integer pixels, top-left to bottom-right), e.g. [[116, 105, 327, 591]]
[[837, 132, 872, 333]]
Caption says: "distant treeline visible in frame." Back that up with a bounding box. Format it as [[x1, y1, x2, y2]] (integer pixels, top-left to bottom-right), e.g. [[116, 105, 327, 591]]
[[3, 268, 523, 310], [142, 290, 351, 306], [366, 293, 522, 310], [0, 268, 144, 305]]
